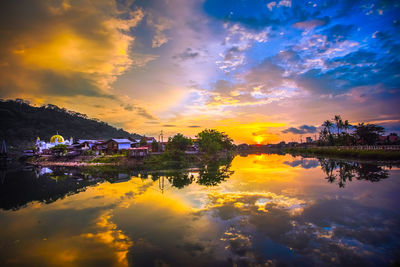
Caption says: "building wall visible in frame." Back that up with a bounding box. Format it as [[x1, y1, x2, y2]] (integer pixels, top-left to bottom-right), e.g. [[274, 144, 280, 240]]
[[118, 143, 131, 150], [106, 141, 118, 150]]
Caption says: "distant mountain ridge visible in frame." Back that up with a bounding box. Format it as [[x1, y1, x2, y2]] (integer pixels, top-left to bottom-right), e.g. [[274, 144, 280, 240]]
[[0, 99, 141, 149]]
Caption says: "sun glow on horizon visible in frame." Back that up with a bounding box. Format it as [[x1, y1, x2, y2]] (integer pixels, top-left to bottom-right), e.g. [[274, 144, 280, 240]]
[[254, 135, 264, 144]]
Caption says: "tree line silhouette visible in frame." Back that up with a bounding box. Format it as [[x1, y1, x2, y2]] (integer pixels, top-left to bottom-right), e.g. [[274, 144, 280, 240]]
[[0, 99, 141, 150], [319, 114, 398, 146]]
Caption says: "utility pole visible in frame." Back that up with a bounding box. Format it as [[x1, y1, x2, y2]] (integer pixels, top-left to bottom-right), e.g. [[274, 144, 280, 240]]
[[159, 130, 164, 152]]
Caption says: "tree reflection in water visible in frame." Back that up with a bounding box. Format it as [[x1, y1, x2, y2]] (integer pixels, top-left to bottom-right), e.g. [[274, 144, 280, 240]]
[[150, 171, 194, 189], [197, 159, 234, 186], [318, 158, 390, 188], [145, 157, 234, 189]]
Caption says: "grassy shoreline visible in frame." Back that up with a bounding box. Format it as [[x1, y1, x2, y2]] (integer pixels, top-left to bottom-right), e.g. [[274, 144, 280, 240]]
[[27, 151, 235, 169], [286, 147, 400, 160]]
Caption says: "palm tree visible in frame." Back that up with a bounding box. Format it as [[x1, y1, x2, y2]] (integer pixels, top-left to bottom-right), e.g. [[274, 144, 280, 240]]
[[342, 120, 352, 145], [333, 115, 343, 135], [343, 120, 351, 133], [322, 120, 333, 135]]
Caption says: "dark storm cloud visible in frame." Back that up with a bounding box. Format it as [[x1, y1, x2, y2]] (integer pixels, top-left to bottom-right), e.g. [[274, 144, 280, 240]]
[[282, 125, 317, 134]]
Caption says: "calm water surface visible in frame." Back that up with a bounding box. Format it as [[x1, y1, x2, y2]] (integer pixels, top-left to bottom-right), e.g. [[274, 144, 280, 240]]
[[0, 154, 399, 266]]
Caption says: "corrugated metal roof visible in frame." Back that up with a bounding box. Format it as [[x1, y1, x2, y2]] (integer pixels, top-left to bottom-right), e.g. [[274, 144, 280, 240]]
[[111, 139, 132, 144], [77, 139, 103, 143]]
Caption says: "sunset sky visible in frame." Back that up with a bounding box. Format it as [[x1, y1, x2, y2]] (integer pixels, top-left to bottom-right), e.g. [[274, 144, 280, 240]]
[[1, 0, 399, 144]]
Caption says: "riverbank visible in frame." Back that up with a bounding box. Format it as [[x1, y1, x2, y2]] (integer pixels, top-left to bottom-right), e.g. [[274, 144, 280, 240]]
[[27, 150, 235, 169], [286, 147, 400, 160], [31, 161, 125, 167], [27, 153, 144, 168]]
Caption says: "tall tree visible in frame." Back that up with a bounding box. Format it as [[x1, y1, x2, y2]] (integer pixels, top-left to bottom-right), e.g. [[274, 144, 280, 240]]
[[353, 123, 385, 145], [140, 136, 147, 147], [151, 140, 159, 152], [322, 120, 333, 135], [343, 120, 351, 133], [166, 133, 192, 151], [196, 129, 234, 155], [333, 115, 343, 135]]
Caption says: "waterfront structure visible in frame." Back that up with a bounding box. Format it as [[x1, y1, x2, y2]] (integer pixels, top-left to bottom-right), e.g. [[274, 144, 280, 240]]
[[104, 139, 133, 154], [377, 134, 400, 145], [75, 140, 101, 149], [36, 134, 73, 153], [128, 147, 149, 157]]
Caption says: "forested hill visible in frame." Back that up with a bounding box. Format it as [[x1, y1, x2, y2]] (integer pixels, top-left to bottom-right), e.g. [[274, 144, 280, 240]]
[[0, 99, 141, 149]]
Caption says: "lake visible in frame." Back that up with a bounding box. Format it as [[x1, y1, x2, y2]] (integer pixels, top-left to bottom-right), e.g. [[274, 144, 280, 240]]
[[0, 153, 399, 266]]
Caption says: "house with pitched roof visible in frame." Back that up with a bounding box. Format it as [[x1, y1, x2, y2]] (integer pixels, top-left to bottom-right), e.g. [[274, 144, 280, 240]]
[[104, 139, 133, 154]]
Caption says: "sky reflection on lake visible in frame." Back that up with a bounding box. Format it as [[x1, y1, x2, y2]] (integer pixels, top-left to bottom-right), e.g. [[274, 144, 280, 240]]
[[0, 154, 399, 266]]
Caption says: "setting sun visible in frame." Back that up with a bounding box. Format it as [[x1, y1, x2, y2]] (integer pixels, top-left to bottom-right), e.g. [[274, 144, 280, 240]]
[[254, 135, 264, 144]]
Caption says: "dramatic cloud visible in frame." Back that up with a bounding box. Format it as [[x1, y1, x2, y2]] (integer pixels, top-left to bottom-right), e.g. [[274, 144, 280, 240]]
[[0, 0, 160, 121], [282, 125, 318, 134], [217, 23, 269, 72], [0, 0, 147, 96], [1, 0, 399, 142], [146, 11, 172, 48]]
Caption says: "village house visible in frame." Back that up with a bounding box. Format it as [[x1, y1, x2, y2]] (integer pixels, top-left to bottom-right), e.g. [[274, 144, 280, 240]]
[[143, 137, 156, 148], [75, 140, 104, 150], [377, 134, 400, 145], [104, 139, 133, 154], [128, 147, 149, 157], [91, 142, 107, 155], [127, 137, 140, 147]]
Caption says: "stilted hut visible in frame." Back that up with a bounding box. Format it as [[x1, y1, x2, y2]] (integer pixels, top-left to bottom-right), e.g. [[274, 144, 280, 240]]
[[128, 147, 149, 158]]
